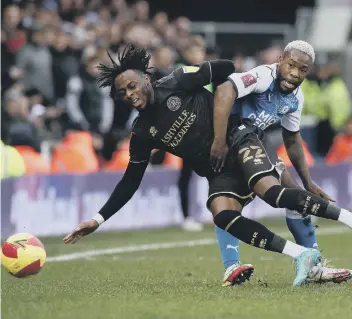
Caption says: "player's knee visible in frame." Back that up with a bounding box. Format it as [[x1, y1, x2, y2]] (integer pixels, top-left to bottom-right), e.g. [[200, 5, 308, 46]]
[[213, 210, 241, 231], [262, 185, 286, 208]]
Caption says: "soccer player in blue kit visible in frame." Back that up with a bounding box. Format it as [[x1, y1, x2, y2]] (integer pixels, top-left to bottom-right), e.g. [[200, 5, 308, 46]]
[[211, 40, 352, 286]]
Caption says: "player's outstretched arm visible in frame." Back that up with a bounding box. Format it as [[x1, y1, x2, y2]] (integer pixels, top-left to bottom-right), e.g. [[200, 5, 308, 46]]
[[210, 81, 237, 172], [63, 160, 149, 244], [282, 127, 335, 202]]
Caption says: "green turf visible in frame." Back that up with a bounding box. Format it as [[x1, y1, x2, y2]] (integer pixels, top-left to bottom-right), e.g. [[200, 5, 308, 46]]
[[2, 219, 352, 319]]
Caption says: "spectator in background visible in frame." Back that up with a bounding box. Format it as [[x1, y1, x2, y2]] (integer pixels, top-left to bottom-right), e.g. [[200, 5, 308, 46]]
[[50, 30, 80, 101], [300, 68, 322, 155], [98, 6, 113, 25], [68, 11, 89, 48], [110, 0, 134, 25], [58, 0, 84, 22], [325, 118, 352, 165], [2, 65, 24, 102], [25, 88, 48, 137], [20, 2, 38, 30], [175, 38, 206, 68], [258, 45, 282, 64], [65, 54, 114, 150], [2, 5, 26, 65], [123, 21, 162, 49], [300, 68, 322, 117], [0, 141, 26, 180], [133, 0, 150, 23], [299, 59, 351, 158], [34, 7, 57, 28], [315, 61, 351, 156], [173, 16, 191, 51], [1, 5, 26, 95], [163, 23, 178, 47], [2, 5, 21, 34], [2, 95, 42, 152], [25, 88, 64, 138], [151, 45, 175, 79], [109, 24, 123, 53], [152, 11, 169, 39], [16, 27, 54, 101]]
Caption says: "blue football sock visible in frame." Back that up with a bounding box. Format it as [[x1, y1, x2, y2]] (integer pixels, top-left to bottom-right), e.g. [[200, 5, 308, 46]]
[[285, 210, 318, 249], [215, 225, 240, 269]]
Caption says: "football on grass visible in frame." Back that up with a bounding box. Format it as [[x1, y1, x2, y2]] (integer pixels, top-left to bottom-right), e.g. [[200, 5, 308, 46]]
[[1, 233, 46, 278]]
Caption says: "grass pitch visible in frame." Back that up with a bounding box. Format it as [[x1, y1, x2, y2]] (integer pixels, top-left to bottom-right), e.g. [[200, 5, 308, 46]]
[[2, 219, 352, 319]]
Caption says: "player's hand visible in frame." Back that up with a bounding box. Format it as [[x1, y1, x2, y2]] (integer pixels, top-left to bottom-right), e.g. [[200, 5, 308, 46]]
[[210, 139, 229, 172], [305, 181, 336, 202], [63, 220, 99, 244]]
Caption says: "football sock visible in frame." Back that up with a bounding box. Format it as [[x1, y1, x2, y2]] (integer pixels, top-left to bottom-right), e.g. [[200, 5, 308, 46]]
[[263, 186, 351, 226], [213, 210, 306, 258], [282, 240, 308, 259], [215, 226, 240, 269], [286, 210, 318, 248]]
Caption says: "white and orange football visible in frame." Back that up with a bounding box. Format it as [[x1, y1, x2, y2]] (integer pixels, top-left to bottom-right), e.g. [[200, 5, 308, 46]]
[[1, 233, 46, 278]]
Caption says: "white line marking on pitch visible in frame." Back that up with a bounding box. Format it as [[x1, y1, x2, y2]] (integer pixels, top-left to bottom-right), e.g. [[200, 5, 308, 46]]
[[47, 226, 349, 263]]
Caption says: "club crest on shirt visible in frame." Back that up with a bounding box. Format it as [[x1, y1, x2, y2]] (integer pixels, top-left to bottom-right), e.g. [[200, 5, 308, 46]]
[[167, 96, 182, 111], [241, 74, 257, 88], [277, 104, 290, 115]]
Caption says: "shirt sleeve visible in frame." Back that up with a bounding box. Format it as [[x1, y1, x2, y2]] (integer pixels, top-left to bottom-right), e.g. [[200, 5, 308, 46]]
[[129, 133, 153, 164], [281, 88, 304, 132], [156, 60, 235, 91], [227, 65, 274, 98], [97, 158, 149, 221]]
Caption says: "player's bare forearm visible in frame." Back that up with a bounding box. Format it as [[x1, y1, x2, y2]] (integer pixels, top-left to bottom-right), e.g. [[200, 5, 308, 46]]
[[213, 81, 237, 142], [282, 128, 312, 187]]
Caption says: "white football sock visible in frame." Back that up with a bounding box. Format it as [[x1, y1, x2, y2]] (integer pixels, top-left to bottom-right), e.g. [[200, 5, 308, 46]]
[[338, 209, 352, 228], [282, 240, 308, 259]]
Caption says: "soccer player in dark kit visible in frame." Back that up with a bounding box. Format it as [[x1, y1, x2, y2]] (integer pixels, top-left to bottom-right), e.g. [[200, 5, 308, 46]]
[[64, 45, 352, 286]]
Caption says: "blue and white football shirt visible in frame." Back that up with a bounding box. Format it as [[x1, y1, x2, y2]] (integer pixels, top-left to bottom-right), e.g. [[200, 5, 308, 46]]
[[228, 63, 304, 132]]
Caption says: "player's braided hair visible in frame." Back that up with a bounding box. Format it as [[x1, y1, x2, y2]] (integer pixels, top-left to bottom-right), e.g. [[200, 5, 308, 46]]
[[97, 44, 152, 100]]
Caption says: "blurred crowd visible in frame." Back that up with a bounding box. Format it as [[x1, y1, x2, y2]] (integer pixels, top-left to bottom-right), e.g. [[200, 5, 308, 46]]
[[1, 0, 352, 179]]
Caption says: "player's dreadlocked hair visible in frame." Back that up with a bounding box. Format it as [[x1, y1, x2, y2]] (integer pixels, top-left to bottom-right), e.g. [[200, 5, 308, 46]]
[[97, 44, 152, 100]]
